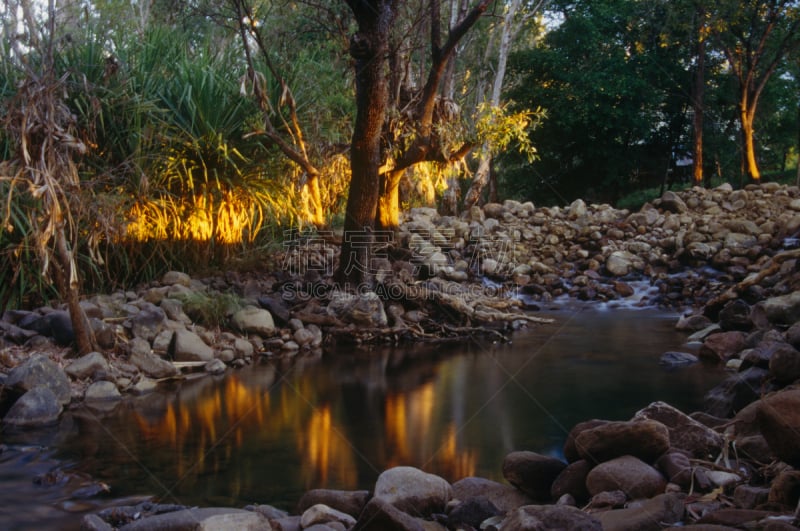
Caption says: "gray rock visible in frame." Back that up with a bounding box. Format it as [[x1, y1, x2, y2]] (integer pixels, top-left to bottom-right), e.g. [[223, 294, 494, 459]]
[[373, 466, 452, 517], [502, 451, 567, 501], [162, 271, 192, 287], [204, 359, 226, 374], [118, 507, 267, 530], [352, 497, 425, 531], [80, 513, 114, 531], [294, 328, 315, 346], [6, 353, 71, 405], [160, 298, 192, 324], [761, 291, 800, 325], [768, 343, 800, 385], [47, 310, 75, 346], [232, 306, 276, 336], [758, 389, 800, 467], [151, 329, 174, 355], [90, 318, 116, 350], [451, 476, 534, 514], [595, 493, 683, 531], [718, 299, 754, 331], [574, 419, 670, 464], [606, 251, 635, 276], [447, 496, 501, 530], [699, 331, 747, 363], [130, 306, 167, 342], [586, 455, 667, 499], [297, 489, 370, 519], [65, 352, 110, 380], [131, 377, 158, 395], [301, 504, 357, 529], [172, 329, 214, 362], [234, 337, 255, 357], [704, 367, 768, 418], [659, 351, 699, 367], [767, 470, 800, 507], [327, 292, 388, 328], [659, 191, 688, 213], [551, 460, 592, 504], [3, 386, 63, 426], [85, 381, 121, 401], [733, 484, 770, 509], [633, 401, 724, 459], [129, 339, 179, 379], [501, 504, 602, 531]]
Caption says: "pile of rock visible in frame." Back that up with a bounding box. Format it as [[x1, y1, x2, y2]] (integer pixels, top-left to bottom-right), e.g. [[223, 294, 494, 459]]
[[401, 183, 800, 307]]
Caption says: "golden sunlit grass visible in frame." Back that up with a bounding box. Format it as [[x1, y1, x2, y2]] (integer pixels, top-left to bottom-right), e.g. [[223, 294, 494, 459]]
[[126, 190, 267, 244]]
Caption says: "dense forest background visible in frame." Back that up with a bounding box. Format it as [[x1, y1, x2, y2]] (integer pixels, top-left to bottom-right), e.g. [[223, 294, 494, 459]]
[[1, 0, 799, 312]]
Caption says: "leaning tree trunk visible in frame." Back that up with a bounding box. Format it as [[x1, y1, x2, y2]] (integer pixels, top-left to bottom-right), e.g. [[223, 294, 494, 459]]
[[336, 0, 395, 288]]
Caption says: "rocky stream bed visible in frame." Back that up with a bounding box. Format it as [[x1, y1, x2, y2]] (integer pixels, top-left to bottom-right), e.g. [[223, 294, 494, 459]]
[[2, 182, 800, 530]]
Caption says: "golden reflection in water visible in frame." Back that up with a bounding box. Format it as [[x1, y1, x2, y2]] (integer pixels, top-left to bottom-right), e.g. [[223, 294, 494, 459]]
[[133, 371, 477, 491], [300, 404, 358, 488], [384, 381, 476, 479]]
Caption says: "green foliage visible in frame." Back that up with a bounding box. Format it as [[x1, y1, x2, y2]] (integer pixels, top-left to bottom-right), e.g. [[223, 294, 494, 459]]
[[475, 102, 544, 162], [176, 291, 245, 329]]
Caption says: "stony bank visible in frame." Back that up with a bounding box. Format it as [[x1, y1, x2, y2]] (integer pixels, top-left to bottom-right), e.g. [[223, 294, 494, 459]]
[[2, 182, 800, 530]]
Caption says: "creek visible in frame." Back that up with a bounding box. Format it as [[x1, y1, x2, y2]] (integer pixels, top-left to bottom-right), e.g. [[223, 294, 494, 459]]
[[0, 304, 726, 530]]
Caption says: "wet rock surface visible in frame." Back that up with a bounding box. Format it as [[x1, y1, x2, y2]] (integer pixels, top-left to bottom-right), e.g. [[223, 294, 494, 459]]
[[1, 183, 800, 529]]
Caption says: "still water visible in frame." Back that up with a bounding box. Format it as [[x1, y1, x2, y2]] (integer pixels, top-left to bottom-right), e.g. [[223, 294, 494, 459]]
[[0, 306, 725, 529]]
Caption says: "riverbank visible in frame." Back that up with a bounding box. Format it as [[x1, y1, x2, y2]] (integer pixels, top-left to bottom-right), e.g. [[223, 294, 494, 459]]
[[1, 182, 800, 529]]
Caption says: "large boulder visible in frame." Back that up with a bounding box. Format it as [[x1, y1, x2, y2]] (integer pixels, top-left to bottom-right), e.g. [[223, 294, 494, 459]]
[[502, 451, 567, 501], [586, 455, 667, 499], [573, 419, 670, 464], [757, 389, 800, 467], [172, 329, 214, 362], [633, 401, 724, 459], [231, 306, 276, 336], [704, 367, 768, 418], [3, 386, 63, 426], [699, 331, 747, 363], [373, 466, 452, 517], [5, 353, 71, 405]]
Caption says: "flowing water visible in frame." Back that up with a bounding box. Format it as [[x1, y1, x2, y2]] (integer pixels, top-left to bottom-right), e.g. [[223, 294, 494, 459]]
[[0, 305, 726, 530]]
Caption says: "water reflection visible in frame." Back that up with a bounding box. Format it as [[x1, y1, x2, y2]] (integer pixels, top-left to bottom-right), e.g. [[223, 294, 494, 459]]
[[3, 307, 725, 527]]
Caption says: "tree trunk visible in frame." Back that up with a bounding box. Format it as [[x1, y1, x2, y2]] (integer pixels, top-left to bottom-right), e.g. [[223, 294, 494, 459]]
[[692, 13, 705, 185], [464, 0, 521, 209], [377, 168, 403, 230], [54, 226, 97, 356], [741, 99, 761, 181], [336, 0, 395, 287]]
